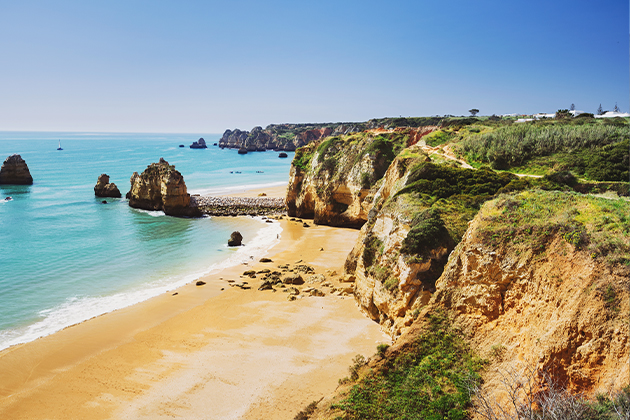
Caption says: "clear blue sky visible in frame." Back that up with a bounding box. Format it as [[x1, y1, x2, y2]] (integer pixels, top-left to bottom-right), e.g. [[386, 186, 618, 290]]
[[0, 0, 627, 133]]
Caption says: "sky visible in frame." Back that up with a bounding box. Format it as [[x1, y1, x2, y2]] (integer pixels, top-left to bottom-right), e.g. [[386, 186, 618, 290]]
[[0, 0, 628, 133]]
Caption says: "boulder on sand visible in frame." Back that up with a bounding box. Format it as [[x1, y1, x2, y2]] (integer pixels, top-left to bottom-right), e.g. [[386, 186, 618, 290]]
[[228, 231, 243, 246], [0, 154, 33, 185], [94, 174, 121, 198]]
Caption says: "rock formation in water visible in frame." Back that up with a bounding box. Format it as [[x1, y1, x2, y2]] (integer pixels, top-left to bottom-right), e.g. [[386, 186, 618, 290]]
[[0, 154, 33, 185], [190, 138, 207, 149], [228, 231, 243, 246], [126, 158, 201, 217], [94, 174, 121, 198]]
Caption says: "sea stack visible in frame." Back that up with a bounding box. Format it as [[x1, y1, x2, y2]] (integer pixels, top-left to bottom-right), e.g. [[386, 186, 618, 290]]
[[94, 174, 121, 198], [0, 154, 33, 185], [190, 138, 207, 149], [126, 158, 201, 217], [228, 231, 243, 246]]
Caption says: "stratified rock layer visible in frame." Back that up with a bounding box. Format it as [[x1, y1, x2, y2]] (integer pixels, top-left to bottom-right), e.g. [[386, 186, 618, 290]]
[[127, 158, 201, 217], [94, 174, 121, 198], [0, 154, 33, 185]]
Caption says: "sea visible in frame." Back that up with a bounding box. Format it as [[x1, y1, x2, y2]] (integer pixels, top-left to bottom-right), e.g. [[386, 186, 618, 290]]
[[0, 131, 294, 351]]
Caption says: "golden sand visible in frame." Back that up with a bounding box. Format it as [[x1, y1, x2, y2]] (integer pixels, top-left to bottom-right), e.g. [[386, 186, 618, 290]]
[[0, 217, 388, 420]]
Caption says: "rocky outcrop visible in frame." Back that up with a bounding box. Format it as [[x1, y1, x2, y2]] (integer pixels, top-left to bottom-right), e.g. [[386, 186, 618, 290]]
[[127, 158, 201, 217], [219, 124, 341, 152], [190, 138, 207, 149], [94, 174, 121, 198], [0, 154, 33, 185], [228, 231, 242, 246], [428, 192, 629, 398], [286, 128, 437, 228], [342, 147, 452, 335]]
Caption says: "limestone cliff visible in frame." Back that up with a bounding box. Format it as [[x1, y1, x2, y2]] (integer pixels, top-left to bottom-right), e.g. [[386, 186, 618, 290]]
[[306, 191, 629, 420], [0, 154, 33, 185], [94, 174, 121, 198], [343, 150, 515, 336], [286, 128, 437, 228], [127, 158, 201, 217], [430, 191, 629, 398]]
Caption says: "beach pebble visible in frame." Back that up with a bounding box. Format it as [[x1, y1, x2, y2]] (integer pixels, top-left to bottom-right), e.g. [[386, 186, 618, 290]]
[[310, 289, 325, 297], [259, 258, 273, 263], [196, 281, 206, 286], [282, 273, 304, 285]]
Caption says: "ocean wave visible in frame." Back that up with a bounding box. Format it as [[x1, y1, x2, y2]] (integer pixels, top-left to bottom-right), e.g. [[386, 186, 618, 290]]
[[0, 217, 282, 351]]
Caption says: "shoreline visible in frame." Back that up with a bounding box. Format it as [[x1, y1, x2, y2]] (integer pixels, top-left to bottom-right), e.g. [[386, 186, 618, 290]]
[[0, 214, 282, 353], [0, 214, 389, 419]]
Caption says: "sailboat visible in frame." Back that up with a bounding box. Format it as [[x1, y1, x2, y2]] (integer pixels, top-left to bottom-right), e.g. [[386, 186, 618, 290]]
[[57, 140, 63, 151]]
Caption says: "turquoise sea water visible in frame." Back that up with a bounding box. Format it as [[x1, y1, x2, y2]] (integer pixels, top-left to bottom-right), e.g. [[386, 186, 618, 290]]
[[0, 132, 293, 350]]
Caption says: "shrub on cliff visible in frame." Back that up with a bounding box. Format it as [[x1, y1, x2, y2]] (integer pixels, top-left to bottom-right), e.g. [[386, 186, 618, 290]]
[[401, 208, 452, 255], [459, 123, 628, 175], [333, 311, 484, 420]]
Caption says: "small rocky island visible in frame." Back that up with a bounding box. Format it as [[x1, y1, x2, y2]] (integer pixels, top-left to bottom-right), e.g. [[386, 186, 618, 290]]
[[190, 138, 207, 149], [127, 158, 201, 217], [0, 154, 33, 185], [94, 174, 121, 198]]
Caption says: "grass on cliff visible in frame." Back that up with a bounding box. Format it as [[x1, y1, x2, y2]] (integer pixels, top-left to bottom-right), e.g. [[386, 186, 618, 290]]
[[393, 161, 516, 247], [479, 190, 630, 265], [333, 311, 485, 420], [457, 121, 629, 180]]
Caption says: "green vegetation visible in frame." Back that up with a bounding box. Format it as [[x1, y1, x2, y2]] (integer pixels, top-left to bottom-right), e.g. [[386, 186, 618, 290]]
[[423, 129, 456, 147], [401, 208, 452, 255], [399, 162, 516, 199], [362, 235, 383, 268], [479, 190, 630, 265], [333, 311, 485, 420], [376, 343, 390, 357], [293, 400, 320, 420], [293, 148, 314, 171], [459, 122, 628, 175]]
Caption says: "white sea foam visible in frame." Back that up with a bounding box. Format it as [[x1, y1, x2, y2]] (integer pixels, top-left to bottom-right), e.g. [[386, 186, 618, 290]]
[[0, 218, 282, 351]]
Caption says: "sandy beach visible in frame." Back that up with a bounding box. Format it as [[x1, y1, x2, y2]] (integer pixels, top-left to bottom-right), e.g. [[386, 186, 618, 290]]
[[0, 212, 389, 420]]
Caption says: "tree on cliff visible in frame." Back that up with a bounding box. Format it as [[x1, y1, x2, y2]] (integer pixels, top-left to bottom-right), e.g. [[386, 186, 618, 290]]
[[469, 109, 479, 117]]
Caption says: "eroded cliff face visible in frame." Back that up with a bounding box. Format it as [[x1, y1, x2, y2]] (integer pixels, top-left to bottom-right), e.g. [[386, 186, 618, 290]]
[[0, 154, 33, 185], [428, 192, 630, 399], [286, 128, 436, 228], [127, 158, 200, 217]]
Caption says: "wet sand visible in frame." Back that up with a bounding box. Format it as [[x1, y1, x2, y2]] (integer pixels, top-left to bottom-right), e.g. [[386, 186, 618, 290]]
[[0, 217, 388, 420]]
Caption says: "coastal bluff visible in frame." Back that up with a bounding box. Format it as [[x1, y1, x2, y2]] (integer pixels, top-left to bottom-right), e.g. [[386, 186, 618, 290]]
[[127, 158, 201, 217], [0, 154, 33, 185]]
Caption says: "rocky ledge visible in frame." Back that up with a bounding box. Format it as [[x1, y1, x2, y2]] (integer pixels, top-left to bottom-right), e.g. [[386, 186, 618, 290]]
[[192, 195, 286, 216], [0, 154, 33, 185], [127, 158, 201, 217]]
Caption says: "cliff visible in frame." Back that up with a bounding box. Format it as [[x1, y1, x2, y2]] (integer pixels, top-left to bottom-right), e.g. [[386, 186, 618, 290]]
[[94, 174, 121, 198], [284, 118, 629, 419], [286, 128, 436, 228], [307, 191, 629, 420], [126, 158, 201, 217], [218, 117, 443, 153], [430, 191, 629, 398], [345, 150, 515, 336], [0, 154, 33, 185]]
